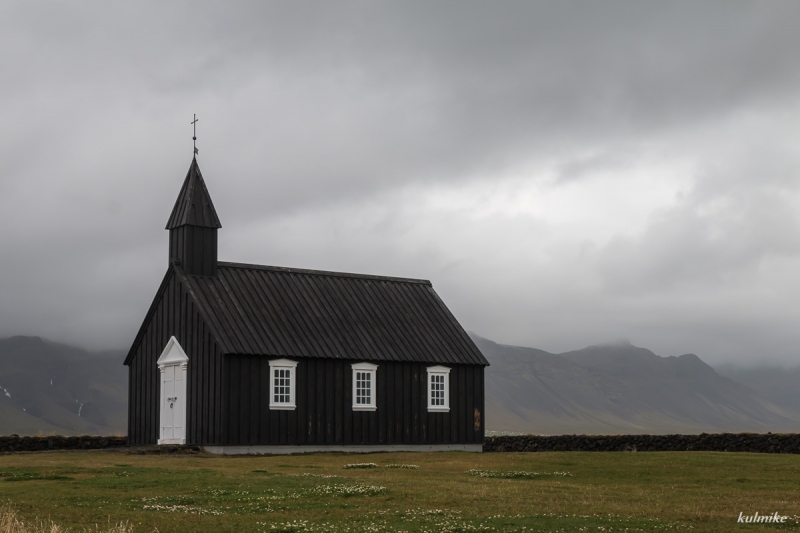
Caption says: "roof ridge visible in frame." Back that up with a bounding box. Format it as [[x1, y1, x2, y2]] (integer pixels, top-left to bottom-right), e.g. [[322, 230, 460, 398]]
[[217, 261, 432, 286]]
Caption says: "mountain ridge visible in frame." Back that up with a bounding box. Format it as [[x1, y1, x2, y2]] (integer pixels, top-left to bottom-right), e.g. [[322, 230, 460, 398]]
[[0, 336, 126, 436], [476, 333, 800, 434], [1, 334, 799, 436]]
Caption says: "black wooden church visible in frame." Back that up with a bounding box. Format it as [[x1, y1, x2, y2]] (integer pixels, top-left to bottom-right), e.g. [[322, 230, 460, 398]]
[[124, 157, 488, 453]]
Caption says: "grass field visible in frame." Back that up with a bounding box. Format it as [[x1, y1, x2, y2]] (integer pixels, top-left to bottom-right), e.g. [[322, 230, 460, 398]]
[[0, 450, 799, 532]]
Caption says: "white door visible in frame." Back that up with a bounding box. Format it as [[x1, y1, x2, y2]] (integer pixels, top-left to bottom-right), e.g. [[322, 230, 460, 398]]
[[173, 363, 186, 441], [160, 365, 175, 441], [159, 364, 186, 444]]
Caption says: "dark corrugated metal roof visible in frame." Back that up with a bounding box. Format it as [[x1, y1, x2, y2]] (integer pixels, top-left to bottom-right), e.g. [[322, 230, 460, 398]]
[[178, 262, 488, 366], [165, 157, 222, 229]]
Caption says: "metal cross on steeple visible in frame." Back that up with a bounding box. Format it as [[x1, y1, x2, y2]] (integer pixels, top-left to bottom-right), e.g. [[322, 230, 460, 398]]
[[191, 114, 199, 155]]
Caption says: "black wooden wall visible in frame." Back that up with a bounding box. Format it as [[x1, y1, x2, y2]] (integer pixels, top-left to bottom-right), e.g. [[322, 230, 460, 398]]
[[222, 357, 485, 446], [127, 268, 224, 445], [169, 226, 218, 276], [128, 267, 485, 447]]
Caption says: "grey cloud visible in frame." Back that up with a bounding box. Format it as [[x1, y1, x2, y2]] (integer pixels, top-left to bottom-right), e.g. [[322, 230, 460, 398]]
[[5, 2, 800, 203], [595, 147, 800, 293], [1, 2, 800, 366]]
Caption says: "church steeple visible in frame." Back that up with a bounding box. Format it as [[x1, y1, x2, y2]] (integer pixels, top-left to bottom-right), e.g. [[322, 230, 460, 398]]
[[166, 157, 221, 276]]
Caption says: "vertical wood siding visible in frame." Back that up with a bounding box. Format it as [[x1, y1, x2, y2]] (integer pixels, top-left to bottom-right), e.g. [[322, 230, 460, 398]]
[[127, 272, 224, 445], [169, 226, 218, 277], [222, 357, 484, 446]]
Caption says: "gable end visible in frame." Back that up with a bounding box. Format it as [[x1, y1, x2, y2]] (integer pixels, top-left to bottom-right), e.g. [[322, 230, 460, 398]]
[[124, 267, 176, 366], [124, 264, 229, 365]]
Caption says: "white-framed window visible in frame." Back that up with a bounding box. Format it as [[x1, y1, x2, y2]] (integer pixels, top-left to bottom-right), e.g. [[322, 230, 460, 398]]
[[269, 359, 298, 410], [427, 365, 450, 412], [351, 362, 378, 411]]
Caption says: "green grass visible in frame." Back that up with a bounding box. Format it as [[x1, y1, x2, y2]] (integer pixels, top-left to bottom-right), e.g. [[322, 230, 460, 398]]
[[1, 450, 799, 532]]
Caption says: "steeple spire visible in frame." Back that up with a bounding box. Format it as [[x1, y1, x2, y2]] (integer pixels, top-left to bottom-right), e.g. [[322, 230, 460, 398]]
[[166, 157, 221, 276], [166, 157, 221, 230]]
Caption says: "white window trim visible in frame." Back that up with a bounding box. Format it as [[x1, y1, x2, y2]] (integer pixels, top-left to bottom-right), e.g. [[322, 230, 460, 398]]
[[351, 362, 378, 411], [427, 365, 450, 412], [269, 358, 298, 410]]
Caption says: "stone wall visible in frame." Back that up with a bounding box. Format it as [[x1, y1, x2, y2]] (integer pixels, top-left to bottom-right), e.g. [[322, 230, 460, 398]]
[[0, 435, 127, 453], [484, 433, 800, 453], [4, 433, 800, 454]]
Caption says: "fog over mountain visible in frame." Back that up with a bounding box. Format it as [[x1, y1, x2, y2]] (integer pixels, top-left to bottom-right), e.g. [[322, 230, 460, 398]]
[[476, 334, 800, 435], [3, 3, 800, 367], [0, 336, 126, 436], [715, 364, 800, 414], [2, 334, 799, 437]]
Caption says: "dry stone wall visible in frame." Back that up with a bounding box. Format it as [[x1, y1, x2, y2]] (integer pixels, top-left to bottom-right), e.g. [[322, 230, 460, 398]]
[[3, 433, 800, 454], [0, 435, 127, 453], [484, 433, 800, 454]]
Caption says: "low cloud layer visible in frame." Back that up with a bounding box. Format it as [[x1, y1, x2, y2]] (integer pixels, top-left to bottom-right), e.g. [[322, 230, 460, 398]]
[[2, 2, 800, 366]]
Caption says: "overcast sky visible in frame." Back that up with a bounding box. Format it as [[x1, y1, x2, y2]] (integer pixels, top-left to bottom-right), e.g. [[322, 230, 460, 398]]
[[2, 2, 800, 366]]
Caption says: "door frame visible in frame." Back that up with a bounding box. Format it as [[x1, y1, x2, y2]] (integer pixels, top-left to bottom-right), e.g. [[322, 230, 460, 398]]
[[157, 336, 189, 445]]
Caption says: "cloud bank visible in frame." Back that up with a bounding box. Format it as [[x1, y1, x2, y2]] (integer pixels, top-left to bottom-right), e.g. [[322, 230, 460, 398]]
[[1, 1, 800, 365]]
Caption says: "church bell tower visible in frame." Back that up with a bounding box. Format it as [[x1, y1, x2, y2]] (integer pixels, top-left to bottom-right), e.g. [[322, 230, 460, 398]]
[[165, 157, 222, 276]]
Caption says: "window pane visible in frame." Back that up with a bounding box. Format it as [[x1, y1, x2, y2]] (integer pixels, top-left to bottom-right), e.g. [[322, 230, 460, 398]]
[[355, 370, 373, 406], [430, 373, 445, 406], [274, 368, 291, 404]]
